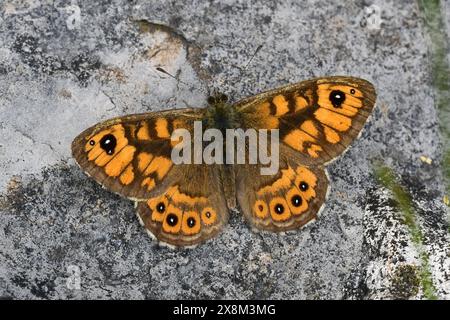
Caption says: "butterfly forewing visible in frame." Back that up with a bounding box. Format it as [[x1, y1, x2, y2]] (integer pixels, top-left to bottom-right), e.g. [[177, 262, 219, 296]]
[[72, 108, 233, 247], [234, 76, 376, 165], [71, 109, 203, 201]]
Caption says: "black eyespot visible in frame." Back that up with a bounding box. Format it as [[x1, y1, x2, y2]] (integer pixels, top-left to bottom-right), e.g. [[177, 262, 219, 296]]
[[258, 205, 264, 211], [100, 134, 117, 155], [89, 140, 95, 146], [166, 213, 178, 226], [205, 211, 211, 218], [350, 88, 356, 94], [156, 202, 165, 213], [187, 217, 196, 228], [299, 181, 309, 191], [291, 195, 302, 207], [329, 90, 345, 108], [274, 204, 284, 214]]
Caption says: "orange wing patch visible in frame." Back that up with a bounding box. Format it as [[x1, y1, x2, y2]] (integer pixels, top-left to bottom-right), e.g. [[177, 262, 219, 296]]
[[138, 154, 173, 191], [136, 118, 183, 141], [294, 94, 309, 112], [104, 145, 136, 177], [143, 156, 173, 178], [85, 125, 128, 162], [286, 187, 308, 215], [316, 83, 364, 98], [119, 164, 135, 185], [283, 129, 315, 152], [253, 200, 269, 218], [283, 129, 323, 158], [257, 167, 296, 196], [181, 211, 201, 235], [269, 197, 291, 222], [314, 108, 351, 132], [300, 120, 319, 138], [137, 152, 154, 172], [166, 185, 208, 206], [307, 144, 323, 158], [147, 196, 169, 222], [137, 122, 151, 140], [155, 118, 171, 138], [254, 102, 279, 129], [272, 95, 289, 116], [323, 126, 340, 144], [319, 100, 360, 117], [295, 166, 317, 201], [162, 205, 183, 234], [141, 177, 156, 191], [201, 207, 217, 225], [136, 118, 174, 141]]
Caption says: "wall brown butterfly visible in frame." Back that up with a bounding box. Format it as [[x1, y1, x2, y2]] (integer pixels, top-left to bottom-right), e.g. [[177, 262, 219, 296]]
[[72, 76, 376, 247]]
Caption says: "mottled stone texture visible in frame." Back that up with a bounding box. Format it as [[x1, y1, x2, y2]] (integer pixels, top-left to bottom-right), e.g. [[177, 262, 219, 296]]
[[0, 0, 448, 299]]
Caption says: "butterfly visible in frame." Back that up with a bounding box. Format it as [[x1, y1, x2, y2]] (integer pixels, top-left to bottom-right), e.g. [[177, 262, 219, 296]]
[[72, 76, 376, 248]]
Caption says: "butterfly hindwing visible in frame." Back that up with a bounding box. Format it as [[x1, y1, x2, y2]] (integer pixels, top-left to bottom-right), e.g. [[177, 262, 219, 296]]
[[234, 76, 376, 165], [235, 154, 329, 232], [136, 164, 229, 247]]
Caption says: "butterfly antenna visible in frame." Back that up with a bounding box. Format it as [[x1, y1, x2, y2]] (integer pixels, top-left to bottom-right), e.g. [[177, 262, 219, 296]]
[[241, 44, 263, 72], [156, 67, 210, 98], [225, 44, 263, 89], [156, 67, 192, 86]]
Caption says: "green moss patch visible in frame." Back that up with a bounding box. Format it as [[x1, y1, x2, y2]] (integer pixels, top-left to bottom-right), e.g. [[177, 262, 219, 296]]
[[374, 164, 438, 299], [418, 0, 450, 203]]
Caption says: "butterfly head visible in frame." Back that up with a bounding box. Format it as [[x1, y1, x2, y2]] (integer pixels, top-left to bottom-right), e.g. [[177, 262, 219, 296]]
[[207, 93, 228, 105], [204, 92, 240, 130]]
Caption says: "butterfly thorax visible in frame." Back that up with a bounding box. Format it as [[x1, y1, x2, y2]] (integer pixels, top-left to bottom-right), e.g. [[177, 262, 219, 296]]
[[204, 95, 240, 132]]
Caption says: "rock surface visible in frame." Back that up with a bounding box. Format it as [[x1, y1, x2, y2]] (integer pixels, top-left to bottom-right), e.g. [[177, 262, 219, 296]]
[[0, 0, 448, 299]]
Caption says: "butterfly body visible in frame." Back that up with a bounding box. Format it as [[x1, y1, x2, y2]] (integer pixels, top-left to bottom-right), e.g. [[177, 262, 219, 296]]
[[72, 76, 376, 247], [203, 96, 240, 133]]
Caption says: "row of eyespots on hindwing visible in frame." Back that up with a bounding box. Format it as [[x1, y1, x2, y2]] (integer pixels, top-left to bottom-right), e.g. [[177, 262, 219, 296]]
[[146, 187, 217, 235], [253, 166, 317, 222]]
